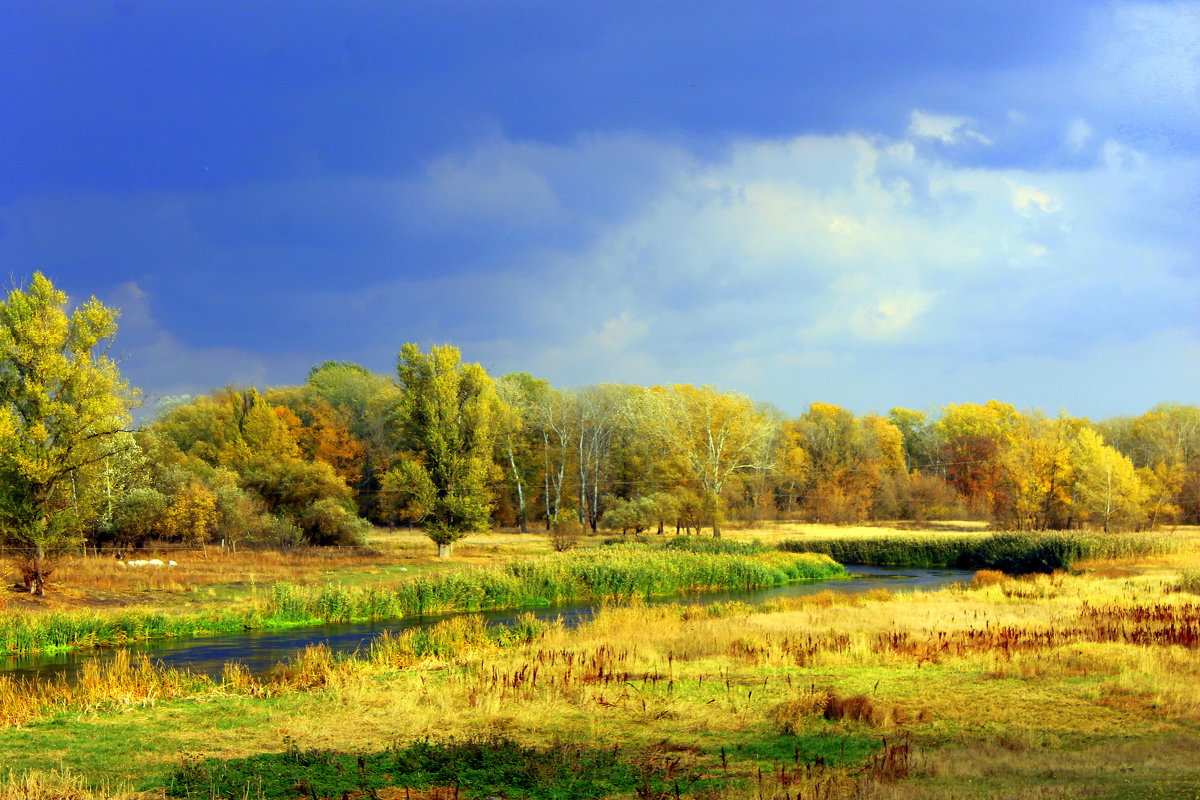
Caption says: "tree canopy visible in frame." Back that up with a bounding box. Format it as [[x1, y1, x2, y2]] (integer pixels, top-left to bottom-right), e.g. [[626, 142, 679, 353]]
[[0, 273, 137, 593]]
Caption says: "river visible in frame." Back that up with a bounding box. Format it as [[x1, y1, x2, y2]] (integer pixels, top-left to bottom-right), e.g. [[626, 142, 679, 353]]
[[0, 566, 971, 682]]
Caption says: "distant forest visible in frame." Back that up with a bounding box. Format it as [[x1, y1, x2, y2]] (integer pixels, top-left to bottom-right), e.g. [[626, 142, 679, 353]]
[[124, 358, 1197, 547], [3, 275, 1197, 556]]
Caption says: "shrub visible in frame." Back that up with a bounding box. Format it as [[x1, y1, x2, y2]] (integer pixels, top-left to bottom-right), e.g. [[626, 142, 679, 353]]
[[111, 488, 169, 546], [297, 499, 369, 546], [548, 515, 583, 552]]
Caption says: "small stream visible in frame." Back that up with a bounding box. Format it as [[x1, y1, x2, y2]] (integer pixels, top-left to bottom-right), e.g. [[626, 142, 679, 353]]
[[1, 566, 971, 682]]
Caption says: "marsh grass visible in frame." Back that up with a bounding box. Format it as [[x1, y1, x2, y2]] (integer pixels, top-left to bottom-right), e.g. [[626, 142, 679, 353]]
[[778, 531, 1181, 572], [0, 549, 842, 656], [0, 650, 209, 727], [4, 526, 1200, 798], [265, 547, 846, 624], [2, 563, 1200, 797]]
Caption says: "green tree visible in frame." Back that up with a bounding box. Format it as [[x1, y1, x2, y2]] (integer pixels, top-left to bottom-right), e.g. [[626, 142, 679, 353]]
[[384, 344, 498, 557], [0, 273, 138, 593]]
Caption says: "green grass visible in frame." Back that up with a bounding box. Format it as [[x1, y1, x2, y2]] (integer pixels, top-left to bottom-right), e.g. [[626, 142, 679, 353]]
[[777, 531, 1180, 572], [266, 547, 846, 624], [660, 535, 772, 555], [164, 732, 884, 799], [0, 608, 258, 657], [0, 548, 844, 655]]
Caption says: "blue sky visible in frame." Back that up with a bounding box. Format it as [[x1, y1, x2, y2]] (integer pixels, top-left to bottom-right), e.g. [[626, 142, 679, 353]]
[[1, 1, 1197, 418]]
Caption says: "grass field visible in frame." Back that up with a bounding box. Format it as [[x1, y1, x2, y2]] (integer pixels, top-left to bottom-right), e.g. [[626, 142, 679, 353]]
[[2, 524, 1199, 798]]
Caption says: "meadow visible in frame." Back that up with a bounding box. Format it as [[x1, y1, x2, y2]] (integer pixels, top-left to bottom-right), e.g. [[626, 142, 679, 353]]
[[0, 523, 1198, 799]]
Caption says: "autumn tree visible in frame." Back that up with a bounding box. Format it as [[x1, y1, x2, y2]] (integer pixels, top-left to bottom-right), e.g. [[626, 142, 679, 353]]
[[0, 273, 138, 593], [148, 387, 367, 546], [384, 344, 498, 557], [994, 414, 1081, 531], [790, 403, 903, 524], [495, 372, 548, 532], [934, 401, 1023, 518], [639, 385, 774, 536], [568, 385, 629, 532], [296, 362, 402, 519], [1073, 428, 1147, 531], [526, 384, 574, 528]]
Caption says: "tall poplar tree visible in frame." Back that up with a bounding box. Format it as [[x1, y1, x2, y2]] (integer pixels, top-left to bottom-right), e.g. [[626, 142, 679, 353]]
[[0, 273, 137, 593], [384, 344, 497, 557]]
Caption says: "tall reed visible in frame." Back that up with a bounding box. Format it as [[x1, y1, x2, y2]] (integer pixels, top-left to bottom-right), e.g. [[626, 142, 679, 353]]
[[265, 548, 845, 624], [778, 531, 1180, 572], [0, 609, 257, 657]]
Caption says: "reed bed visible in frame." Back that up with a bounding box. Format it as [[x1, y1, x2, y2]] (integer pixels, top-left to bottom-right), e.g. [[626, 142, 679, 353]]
[[660, 536, 772, 555], [265, 547, 845, 624], [0, 549, 842, 656], [0, 608, 256, 657], [778, 531, 1181, 572], [0, 650, 209, 727]]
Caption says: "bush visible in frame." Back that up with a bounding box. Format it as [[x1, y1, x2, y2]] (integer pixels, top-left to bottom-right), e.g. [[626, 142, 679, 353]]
[[111, 488, 169, 546], [1178, 569, 1200, 595], [548, 515, 583, 552], [297, 499, 369, 546], [262, 516, 305, 548]]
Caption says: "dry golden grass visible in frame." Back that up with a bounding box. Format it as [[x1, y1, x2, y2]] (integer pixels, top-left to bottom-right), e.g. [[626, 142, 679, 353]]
[[0, 768, 139, 800], [2, 523, 1200, 798]]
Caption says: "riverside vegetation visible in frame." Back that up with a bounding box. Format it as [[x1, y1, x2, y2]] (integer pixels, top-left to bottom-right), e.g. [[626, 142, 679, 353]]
[[0, 525, 1198, 799], [0, 544, 843, 656]]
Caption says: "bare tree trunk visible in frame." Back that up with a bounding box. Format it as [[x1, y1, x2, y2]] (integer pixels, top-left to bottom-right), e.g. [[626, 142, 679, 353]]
[[507, 445, 527, 533], [577, 438, 588, 527]]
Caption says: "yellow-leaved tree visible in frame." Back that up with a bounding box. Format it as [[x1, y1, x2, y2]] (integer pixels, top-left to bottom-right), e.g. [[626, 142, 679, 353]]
[[639, 385, 774, 537], [0, 273, 138, 594]]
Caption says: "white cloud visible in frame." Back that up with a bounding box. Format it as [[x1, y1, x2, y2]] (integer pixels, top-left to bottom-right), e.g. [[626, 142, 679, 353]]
[[416, 146, 565, 228], [408, 124, 1194, 413], [908, 110, 992, 146], [1088, 3, 1200, 120], [1009, 183, 1061, 216], [12, 106, 1192, 418], [1066, 118, 1093, 152], [1100, 139, 1147, 171], [850, 292, 936, 341], [591, 311, 649, 351]]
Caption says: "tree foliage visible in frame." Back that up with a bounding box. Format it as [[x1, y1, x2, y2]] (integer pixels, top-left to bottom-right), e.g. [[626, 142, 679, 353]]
[[0, 273, 137, 593], [385, 344, 498, 555]]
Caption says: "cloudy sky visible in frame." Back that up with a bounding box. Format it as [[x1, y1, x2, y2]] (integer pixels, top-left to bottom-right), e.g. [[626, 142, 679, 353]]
[[1, 1, 1197, 418]]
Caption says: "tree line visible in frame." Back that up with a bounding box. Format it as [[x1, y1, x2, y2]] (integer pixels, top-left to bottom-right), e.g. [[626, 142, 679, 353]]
[[2, 275, 1197, 589]]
